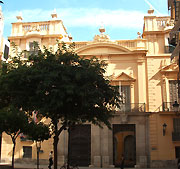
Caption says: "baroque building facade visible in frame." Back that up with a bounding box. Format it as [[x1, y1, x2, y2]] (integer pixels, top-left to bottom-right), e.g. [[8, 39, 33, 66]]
[[1, 7, 179, 168]]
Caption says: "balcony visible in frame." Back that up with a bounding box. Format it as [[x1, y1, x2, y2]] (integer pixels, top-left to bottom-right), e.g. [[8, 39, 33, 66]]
[[118, 103, 146, 113], [172, 132, 180, 141], [162, 102, 180, 112]]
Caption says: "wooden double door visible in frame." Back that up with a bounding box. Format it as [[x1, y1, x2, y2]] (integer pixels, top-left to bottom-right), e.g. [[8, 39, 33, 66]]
[[68, 125, 91, 166]]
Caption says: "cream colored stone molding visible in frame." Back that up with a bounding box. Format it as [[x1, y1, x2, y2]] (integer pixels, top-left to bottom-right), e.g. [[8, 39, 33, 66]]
[[113, 72, 136, 82], [160, 63, 178, 74], [120, 113, 128, 123]]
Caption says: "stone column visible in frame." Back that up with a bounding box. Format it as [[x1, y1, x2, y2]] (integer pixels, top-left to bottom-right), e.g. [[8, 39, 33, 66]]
[[101, 126, 110, 167], [131, 83, 135, 103], [137, 60, 146, 104], [91, 125, 101, 167], [58, 130, 68, 165], [135, 119, 148, 168]]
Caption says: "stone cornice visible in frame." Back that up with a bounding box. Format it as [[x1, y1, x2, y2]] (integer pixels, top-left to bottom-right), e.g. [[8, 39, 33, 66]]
[[8, 34, 63, 40], [11, 19, 62, 25], [143, 29, 171, 36], [146, 54, 171, 58]]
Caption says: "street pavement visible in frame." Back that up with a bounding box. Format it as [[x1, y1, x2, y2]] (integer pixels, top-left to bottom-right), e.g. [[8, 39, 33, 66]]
[[0, 163, 178, 169], [14, 163, 178, 169]]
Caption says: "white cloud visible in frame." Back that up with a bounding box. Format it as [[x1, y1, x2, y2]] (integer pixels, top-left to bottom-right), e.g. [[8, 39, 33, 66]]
[[3, 8, 146, 29]]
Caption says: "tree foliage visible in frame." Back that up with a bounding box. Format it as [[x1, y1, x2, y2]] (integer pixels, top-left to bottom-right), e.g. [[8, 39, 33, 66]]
[[24, 121, 50, 169], [25, 121, 50, 142], [0, 106, 29, 169], [0, 42, 120, 169]]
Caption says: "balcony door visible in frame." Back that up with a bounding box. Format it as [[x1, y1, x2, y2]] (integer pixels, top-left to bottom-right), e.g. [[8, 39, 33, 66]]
[[169, 80, 178, 103], [119, 85, 131, 111]]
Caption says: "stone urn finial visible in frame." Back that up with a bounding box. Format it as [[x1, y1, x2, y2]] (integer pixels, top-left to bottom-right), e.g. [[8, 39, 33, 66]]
[[148, 6, 154, 15], [69, 33, 73, 41], [137, 32, 141, 38], [16, 12, 23, 22], [51, 9, 57, 19], [99, 25, 105, 34]]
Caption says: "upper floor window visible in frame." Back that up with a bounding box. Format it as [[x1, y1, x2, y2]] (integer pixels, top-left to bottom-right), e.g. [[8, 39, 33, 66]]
[[29, 41, 39, 55], [119, 85, 131, 104], [169, 80, 178, 102], [29, 42, 34, 52], [3, 44, 9, 60], [175, 1, 180, 21]]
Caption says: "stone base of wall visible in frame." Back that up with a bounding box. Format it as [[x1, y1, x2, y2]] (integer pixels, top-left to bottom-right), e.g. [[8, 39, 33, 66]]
[[15, 158, 49, 165], [151, 160, 177, 168], [0, 165, 12, 169]]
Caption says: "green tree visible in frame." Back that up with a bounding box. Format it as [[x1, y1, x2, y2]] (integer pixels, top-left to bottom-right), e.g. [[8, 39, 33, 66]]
[[25, 121, 50, 169], [0, 42, 120, 169], [0, 106, 29, 169]]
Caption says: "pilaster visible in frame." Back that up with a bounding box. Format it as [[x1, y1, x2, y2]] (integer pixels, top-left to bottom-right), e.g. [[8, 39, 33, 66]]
[[137, 60, 146, 104]]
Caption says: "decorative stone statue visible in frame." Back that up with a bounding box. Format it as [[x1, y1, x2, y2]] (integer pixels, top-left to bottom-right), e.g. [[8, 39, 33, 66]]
[[93, 25, 110, 42]]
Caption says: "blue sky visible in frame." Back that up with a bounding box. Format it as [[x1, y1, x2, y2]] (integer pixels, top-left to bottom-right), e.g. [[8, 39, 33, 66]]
[[1, 0, 169, 41]]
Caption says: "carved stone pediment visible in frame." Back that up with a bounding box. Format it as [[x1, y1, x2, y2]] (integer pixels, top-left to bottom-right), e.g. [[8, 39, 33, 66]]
[[114, 72, 135, 82], [160, 63, 178, 74]]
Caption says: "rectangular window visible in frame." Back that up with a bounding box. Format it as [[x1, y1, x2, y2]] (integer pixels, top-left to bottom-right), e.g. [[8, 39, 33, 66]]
[[173, 118, 180, 133], [120, 85, 131, 104], [23, 146, 32, 158], [169, 80, 178, 102], [29, 42, 34, 52], [175, 147, 180, 158], [3, 45, 9, 60], [29, 42, 39, 55], [175, 2, 180, 21], [119, 85, 131, 111]]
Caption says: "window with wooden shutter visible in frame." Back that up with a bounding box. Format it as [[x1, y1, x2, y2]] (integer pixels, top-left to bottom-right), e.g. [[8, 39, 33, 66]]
[[169, 80, 178, 102], [121, 86, 131, 104], [23, 146, 32, 158], [175, 1, 180, 21], [3, 45, 9, 60], [119, 85, 131, 111], [173, 118, 180, 132]]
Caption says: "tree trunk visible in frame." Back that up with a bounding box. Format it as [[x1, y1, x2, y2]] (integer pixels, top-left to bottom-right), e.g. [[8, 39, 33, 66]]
[[67, 128, 70, 169], [53, 122, 58, 169], [53, 123, 66, 169], [0, 132, 2, 160], [37, 146, 40, 169], [12, 139, 16, 169]]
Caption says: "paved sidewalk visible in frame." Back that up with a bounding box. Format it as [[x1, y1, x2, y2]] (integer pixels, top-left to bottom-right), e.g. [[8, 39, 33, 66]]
[[0, 163, 178, 169], [14, 163, 178, 169]]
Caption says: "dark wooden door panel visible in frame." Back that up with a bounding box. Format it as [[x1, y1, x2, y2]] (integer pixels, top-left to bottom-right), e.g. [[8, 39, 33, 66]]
[[69, 125, 91, 166]]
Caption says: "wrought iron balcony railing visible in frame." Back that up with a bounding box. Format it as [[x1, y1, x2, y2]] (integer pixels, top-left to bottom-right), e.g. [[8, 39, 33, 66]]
[[162, 102, 180, 112], [118, 103, 146, 113], [172, 132, 180, 141]]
